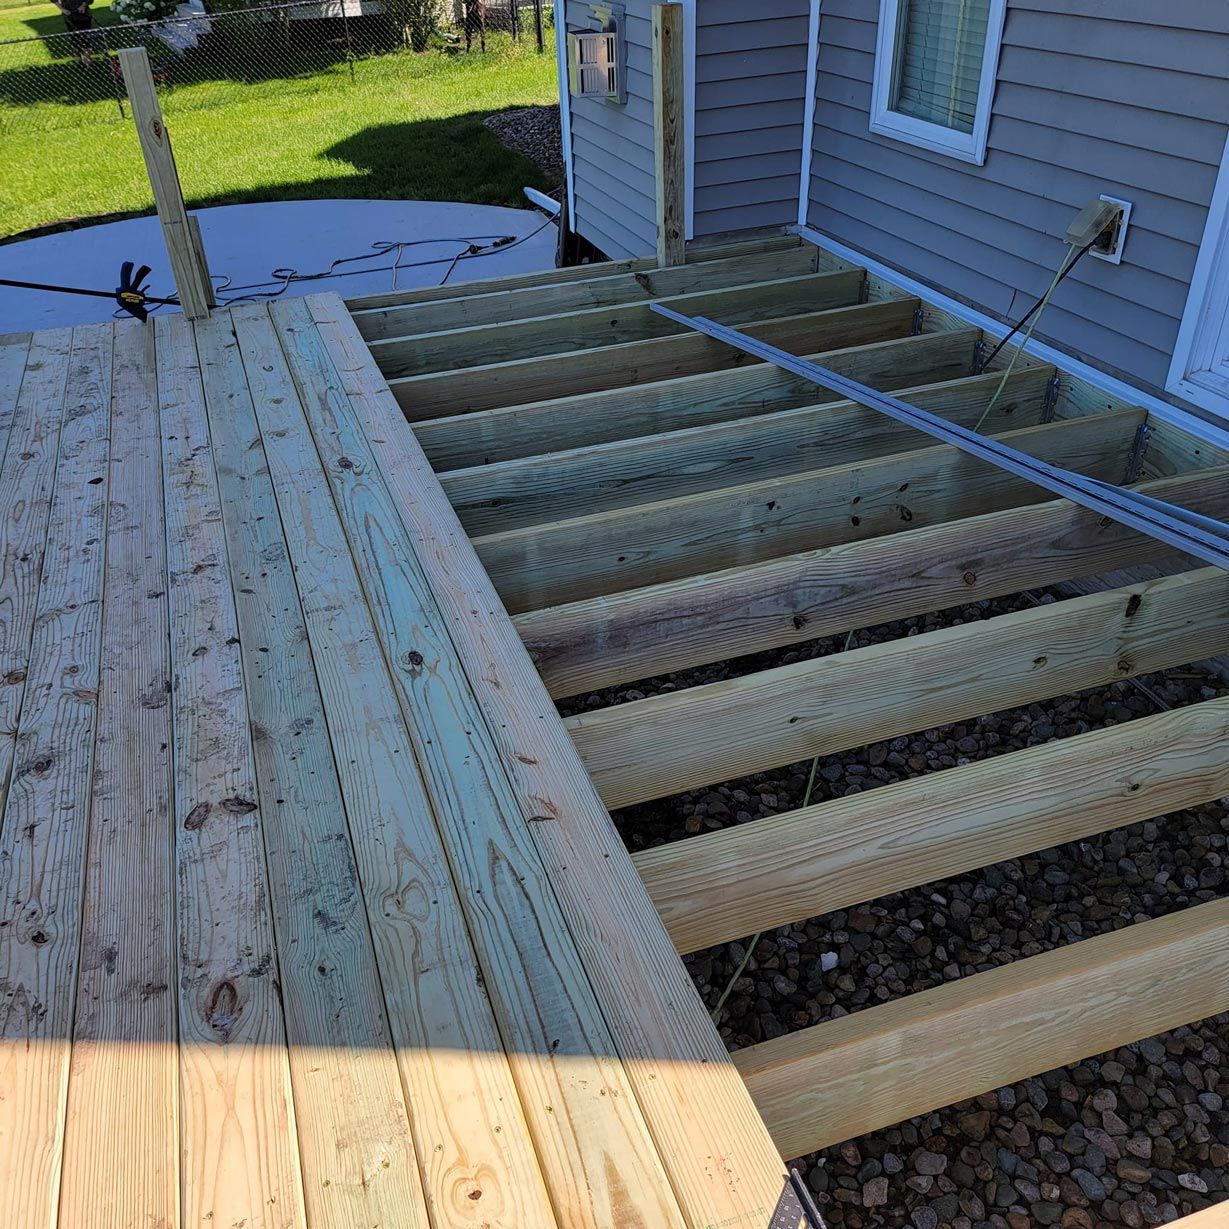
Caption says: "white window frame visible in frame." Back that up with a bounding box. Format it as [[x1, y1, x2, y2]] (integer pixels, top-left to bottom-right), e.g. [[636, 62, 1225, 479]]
[[1167, 131, 1229, 421], [869, 0, 1008, 166]]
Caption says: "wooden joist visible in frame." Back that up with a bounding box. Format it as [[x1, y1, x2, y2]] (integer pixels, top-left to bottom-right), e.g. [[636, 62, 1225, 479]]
[[342, 229, 805, 312], [302, 292, 788, 1229], [443, 364, 1052, 535], [734, 898, 1229, 1160], [636, 696, 1229, 954], [369, 270, 864, 379], [517, 467, 1229, 698], [390, 293, 908, 419], [352, 245, 819, 341], [568, 567, 1229, 808], [414, 312, 947, 469], [475, 408, 1144, 613]]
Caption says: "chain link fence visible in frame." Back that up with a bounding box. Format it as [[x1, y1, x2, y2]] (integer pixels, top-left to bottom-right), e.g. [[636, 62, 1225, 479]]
[[0, 0, 550, 133]]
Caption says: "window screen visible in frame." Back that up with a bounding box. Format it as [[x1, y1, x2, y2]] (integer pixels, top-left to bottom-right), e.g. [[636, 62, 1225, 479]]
[[890, 0, 991, 134]]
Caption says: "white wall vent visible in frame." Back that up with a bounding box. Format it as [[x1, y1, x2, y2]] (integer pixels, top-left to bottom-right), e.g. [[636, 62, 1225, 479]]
[[567, 3, 626, 104], [568, 31, 620, 100]]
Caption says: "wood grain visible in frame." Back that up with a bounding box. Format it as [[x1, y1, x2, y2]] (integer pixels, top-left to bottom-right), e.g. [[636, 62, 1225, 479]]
[[474, 409, 1143, 613], [0, 324, 111, 1229], [304, 291, 787, 1229], [154, 314, 306, 1229], [370, 270, 862, 379], [517, 467, 1229, 698], [637, 696, 1229, 953], [413, 312, 941, 469], [652, 3, 685, 267], [442, 365, 1051, 534], [195, 311, 430, 1229], [735, 899, 1229, 1160], [352, 246, 818, 340], [274, 297, 682, 1229], [389, 290, 897, 419], [343, 230, 803, 311], [237, 302, 559, 1229], [60, 322, 178, 1229], [568, 567, 1229, 807]]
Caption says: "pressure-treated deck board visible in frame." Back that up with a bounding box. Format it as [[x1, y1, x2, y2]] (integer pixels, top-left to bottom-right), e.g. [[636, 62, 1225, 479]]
[[302, 290, 788, 1229], [0, 324, 111, 1229], [154, 314, 307, 1229], [416, 324, 972, 469], [0, 332, 32, 470], [273, 296, 684, 1229], [735, 899, 1229, 1160], [391, 296, 913, 418], [195, 311, 430, 1229], [443, 365, 1053, 535], [0, 327, 73, 818], [474, 408, 1143, 613], [353, 244, 819, 340], [59, 322, 178, 1229], [235, 302, 560, 1229], [370, 269, 865, 378], [637, 696, 1229, 953], [569, 567, 1229, 808], [517, 467, 1229, 698]]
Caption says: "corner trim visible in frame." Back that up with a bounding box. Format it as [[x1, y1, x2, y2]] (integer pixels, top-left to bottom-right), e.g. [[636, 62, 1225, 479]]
[[554, 0, 576, 220], [682, 0, 695, 241], [796, 0, 822, 229], [793, 222, 1229, 453]]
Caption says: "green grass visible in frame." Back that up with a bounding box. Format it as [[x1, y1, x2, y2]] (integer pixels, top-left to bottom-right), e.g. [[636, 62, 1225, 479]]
[[0, 0, 559, 238]]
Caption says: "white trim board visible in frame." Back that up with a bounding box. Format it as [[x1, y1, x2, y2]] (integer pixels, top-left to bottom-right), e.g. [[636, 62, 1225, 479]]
[[868, 0, 1008, 167], [796, 0, 822, 229], [681, 0, 695, 241], [554, 0, 576, 221], [794, 223, 1229, 454], [1167, 129, 1229, 418]]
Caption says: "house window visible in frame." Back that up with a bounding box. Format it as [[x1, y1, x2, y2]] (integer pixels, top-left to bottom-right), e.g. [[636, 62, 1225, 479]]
[[869, 0, 1007, 165]]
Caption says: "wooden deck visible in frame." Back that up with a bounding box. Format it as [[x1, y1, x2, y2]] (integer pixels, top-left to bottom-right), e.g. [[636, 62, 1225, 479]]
[[3, 229, 1229, 1229], [0, 291, 782, 1229]]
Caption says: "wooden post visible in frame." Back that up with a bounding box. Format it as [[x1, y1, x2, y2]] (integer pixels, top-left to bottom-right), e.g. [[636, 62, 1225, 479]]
[[652, 3, 685, 268], [118, 47, 212, 319]]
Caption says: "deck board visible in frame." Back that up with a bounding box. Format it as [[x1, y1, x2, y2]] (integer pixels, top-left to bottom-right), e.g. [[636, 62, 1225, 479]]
[[0, 291, 785, 1229]]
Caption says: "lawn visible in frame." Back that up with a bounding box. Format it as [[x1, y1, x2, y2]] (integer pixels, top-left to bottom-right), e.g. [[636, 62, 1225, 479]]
[[0, 0, 559, 238]]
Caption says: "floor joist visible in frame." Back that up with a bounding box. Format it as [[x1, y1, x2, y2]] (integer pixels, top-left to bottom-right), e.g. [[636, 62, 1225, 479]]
[[568, 567, 1229, 808], [442, 364, 1053, 535], [389, 296, 915, 418], [474, 408, 1144, 613], [352, 245, 821, 341], [734, 898, 1229, 1160], [636, 695, 1229, 954], [516, 467, 1229, 699], [343, 230, 809, 313], [415, 322, 967, 470]]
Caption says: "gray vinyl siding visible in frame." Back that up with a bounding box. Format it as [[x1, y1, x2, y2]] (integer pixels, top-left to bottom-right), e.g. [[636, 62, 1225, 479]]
[[566, 0, 657, 258], [694, 0, 809, 235], [806, 0, 1229, 396]]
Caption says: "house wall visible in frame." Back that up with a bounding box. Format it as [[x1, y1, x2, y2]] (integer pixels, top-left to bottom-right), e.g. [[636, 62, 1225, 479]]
[[692, 0, 810, 237], [565, 0, 659, 258], [804, 0, 1229, 397]]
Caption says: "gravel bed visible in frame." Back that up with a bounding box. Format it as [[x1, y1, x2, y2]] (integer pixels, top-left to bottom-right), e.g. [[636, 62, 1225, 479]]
[[483, 104, 566, 186], [564, 585, 1229, 1225]]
